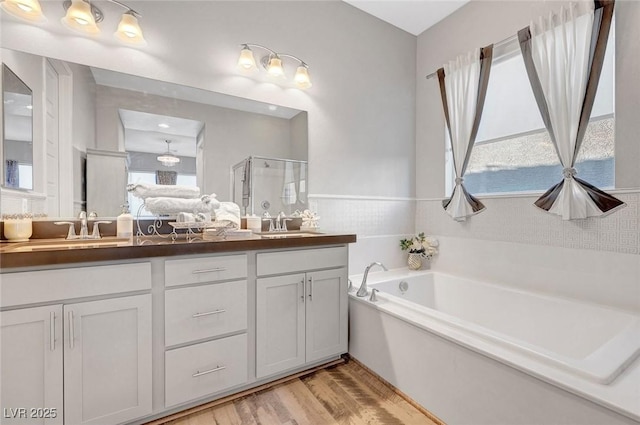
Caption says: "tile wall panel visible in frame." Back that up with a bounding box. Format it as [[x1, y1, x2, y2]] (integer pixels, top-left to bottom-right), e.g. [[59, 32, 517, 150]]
[[311, 196, 415, 237], [416, 192, 640, 255]]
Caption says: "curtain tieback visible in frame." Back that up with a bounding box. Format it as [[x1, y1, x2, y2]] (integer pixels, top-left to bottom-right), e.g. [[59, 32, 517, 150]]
[[454, 177, 464, 185], [562, 167, 577, 179]]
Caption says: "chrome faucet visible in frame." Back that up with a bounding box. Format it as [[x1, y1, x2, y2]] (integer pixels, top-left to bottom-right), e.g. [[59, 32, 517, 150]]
[[275, 212, 289, 231], [54, 212, 111, 240], [356, 262, 388, 297], [78, 211, 89, 239]]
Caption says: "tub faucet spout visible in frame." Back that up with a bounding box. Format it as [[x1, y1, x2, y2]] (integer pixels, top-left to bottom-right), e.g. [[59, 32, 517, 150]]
[[356, 262, 388, 297]]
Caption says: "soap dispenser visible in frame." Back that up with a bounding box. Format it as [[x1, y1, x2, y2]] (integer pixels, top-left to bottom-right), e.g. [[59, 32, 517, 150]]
[[117, 204, 133, 238]]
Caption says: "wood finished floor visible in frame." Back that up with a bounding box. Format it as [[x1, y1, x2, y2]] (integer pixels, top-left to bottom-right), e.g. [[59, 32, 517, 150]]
[[165, 360, 440, 425]]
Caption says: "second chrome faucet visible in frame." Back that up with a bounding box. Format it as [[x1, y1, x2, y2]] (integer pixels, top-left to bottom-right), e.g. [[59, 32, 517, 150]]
[[55, 211, 111, 240], [356, 261, 388, 297]]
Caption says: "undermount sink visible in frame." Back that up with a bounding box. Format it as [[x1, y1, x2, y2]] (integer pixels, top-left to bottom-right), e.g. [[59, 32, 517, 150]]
[[258, 231, 322, 239], [3, 237, 131, 252]]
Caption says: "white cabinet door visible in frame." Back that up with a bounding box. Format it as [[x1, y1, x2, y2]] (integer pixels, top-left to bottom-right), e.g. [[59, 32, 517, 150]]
[[305, 269, 348, 363], [0, 305, 63, 425], [256, 273, 306, 378], [63, 294, 152, 425]]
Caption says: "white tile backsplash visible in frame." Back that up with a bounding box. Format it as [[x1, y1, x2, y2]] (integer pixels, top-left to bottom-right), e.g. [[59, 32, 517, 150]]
[[0, 189, 47, 216], [310, 195, 416, 275], [311, 196, 415, 236], [416, 192, 640, 255], [430, 236, 640, 312]]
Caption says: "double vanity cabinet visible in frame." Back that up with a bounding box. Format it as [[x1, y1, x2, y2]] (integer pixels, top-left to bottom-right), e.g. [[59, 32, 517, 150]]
[[0, 235, 354, 425]]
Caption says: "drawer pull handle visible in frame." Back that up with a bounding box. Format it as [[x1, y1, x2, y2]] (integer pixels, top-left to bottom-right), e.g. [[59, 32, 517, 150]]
[[192, 309, 226, 318], [68, 311, 75, 350], [50, 311, 56, 352], [192, 365, 226, 377], [192, 267, 227, 274]]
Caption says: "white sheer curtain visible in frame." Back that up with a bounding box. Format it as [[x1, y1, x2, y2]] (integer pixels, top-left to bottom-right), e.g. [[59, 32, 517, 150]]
[[519, 0, 623, 220], [438, 46, 493, 221]]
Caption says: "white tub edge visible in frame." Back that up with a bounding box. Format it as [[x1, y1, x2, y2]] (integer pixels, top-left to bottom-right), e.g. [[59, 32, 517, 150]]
[[348, 275, 640, 422]]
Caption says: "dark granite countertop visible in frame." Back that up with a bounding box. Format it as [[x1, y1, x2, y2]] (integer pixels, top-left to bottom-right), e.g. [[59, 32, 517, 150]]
[[0, 232, 357, 269]]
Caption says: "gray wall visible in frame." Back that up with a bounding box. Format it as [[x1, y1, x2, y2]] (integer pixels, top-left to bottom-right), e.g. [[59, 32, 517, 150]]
[[127, 151, 197, 175], [4, 140, 31, 162], [289, 112, 308, 162], [68, 61, 96, 211], [69, 62, 97, 152], [1, 1, 417, 198], [95, 85, 296, 199]]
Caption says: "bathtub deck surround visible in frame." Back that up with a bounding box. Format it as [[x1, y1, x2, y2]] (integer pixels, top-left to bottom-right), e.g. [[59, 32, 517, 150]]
[[348, 268, 640, 423]]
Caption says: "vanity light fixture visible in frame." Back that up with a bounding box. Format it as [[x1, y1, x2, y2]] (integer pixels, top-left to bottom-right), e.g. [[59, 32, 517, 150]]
[[61, 0, 100, 34], [237, 44, 312, 89], [0, 0, 45, 22], [157, 140, 180, 167], [61, 0, 146, 45], [0, 0, 146, 45], [113, 8, 145, 45]]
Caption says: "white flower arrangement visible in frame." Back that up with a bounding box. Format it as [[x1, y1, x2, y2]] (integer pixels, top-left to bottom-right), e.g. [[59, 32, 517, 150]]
[[300, 209, 320, 229], [400, 232, 439, 259]]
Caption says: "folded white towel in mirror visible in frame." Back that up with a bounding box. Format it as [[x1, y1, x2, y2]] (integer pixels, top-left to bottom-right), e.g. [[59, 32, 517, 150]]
[[144, 194, 220, 216], [176, 212, 195, 223], [176, 212, 212, 223], [213, 202, 241, 229], [127, 183, 201, 200]]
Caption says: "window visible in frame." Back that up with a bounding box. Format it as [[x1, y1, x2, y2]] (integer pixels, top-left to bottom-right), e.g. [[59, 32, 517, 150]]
[[17, 164, 33, 190], [446, 25, 615, 196]]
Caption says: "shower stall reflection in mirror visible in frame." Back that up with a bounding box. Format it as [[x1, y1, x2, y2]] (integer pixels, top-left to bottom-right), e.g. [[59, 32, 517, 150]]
[[231, 156, 308, 217]]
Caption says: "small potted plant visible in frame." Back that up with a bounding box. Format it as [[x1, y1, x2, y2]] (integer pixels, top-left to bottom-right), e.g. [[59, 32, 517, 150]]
[[400, 232, 438, 270]]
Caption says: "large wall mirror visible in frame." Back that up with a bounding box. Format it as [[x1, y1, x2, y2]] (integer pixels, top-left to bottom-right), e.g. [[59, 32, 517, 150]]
[[0, 48, 308, 218], [2, 63, 33, 191]]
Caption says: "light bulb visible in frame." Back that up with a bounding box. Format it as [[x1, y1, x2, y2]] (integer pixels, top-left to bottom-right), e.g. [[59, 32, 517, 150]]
[[237, 46, 256, 70], [0, 0, 45, 22], [61, 0, 99, 35], [115, 11, 146, 45], [294, 65, 312, 89], [267, 56, 285, 78]]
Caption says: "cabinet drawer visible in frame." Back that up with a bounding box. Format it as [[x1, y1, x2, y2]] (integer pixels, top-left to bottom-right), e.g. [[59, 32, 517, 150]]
[[165, 281, 247, 346], [165, 254, 247, 287], [165, 334, 247, 407], [0, 262, 151, 308], [257, 246, 347, 276]]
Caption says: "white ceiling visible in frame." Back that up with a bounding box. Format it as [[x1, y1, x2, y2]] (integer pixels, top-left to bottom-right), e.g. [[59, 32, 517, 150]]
[[343, 0, 469, 36], [119, 109, 203, 157], [91, 68, 302, 120]]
